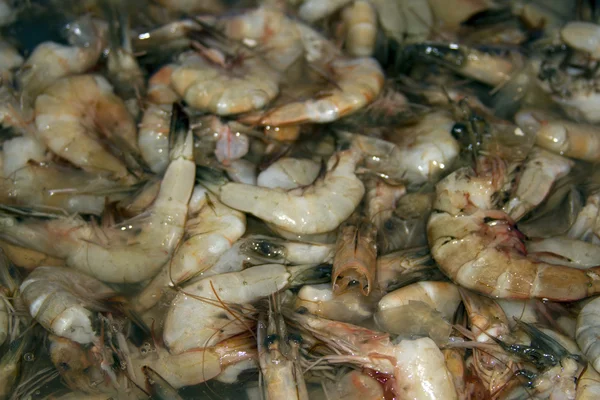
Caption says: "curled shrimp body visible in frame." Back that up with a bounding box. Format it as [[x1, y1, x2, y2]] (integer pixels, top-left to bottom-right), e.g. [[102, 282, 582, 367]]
[[20, 267, 115, 344], [203, 149, 364, 235], [18, 17, 105, 102], [248, 57, 384, 126], [132, 186, 246, 313], [0, 118, 195, 283], [427, 159, 600, 301], [502, 147, 573, 221], [34, 74, 139, 183], [125, 334, 256, 390], [517, 109, 600, 163], [171, 50, 280, 116], [163, 263, 331, 354], [287, 311, 457, 399]]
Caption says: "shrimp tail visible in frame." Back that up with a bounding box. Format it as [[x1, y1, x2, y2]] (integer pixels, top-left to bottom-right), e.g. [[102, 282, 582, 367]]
[[168, 102, 191, 160], [288, 263, 333, 287]]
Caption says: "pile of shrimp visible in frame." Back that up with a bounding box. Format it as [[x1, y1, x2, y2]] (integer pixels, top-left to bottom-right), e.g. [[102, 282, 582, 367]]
[[4, 0, 600, 399]]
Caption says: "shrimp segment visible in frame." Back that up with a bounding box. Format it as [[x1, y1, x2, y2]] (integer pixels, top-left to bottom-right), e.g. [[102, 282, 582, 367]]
[[250, 57, 384, 125], [0, 109, 195, 283], [20, 267, 115, 344], [34, 74, 139, 182], [576, 296, 600, 374], [206, 149, 364, 235], [428, 160, 600, 301]]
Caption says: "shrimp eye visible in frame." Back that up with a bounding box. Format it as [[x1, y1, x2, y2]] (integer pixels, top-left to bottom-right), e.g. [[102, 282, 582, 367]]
[[287, 333, 302, 344], [265, 334, 279, 347], [295, 307, 309, 315], [383, 219, 396, 231], [59, 362, 70, 371], [450, 122, 467, 139]]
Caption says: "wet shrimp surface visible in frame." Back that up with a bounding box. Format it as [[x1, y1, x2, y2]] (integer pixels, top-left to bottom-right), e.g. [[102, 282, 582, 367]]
[[3, 1, 600, 399]]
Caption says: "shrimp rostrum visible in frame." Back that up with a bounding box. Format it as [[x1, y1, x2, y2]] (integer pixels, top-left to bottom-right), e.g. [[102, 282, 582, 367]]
[[427, 156, 600, 301], [0, 104, 195, 283]]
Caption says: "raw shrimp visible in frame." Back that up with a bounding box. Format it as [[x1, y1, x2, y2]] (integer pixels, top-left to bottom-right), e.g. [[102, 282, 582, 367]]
[[286, 311, 458, 399], [143, 366, 183, 400], [0, 112, 195, 283], [332, 216, 378, 296], [201, 149, 364, 235], [138, 103, 171, 174], [322, 370, 385, 399], [526, 236, 600, 269], [0, 333, 31, 399], [340, 0, 377, 57], [125, 334, 256, 389], [375, 246, 438, 291], [502, 147, 573, 221], [459, 288, 516, 395], [374, 281, 460, 344], [147, 64, 179, 105], [516, 108, 600, 163], [247, 56, 384, 125], [34, 74, 140, 183], [257, 309, 308, 400], [20, 267, 115, 344], [295, 284, 376, 324], [170, 49, 279, 115], [427, 157, 600, 300], [576, 296, 600, 374], [257, 157, 321, 190], [0, 240, 63, 270], [0, 37, 23, 80], [18, 16, 106, 102], [341, 110, 459, 184], [296, 0, 353, 22], [163, 263, 331, 354], [132, 186, 246, 312]]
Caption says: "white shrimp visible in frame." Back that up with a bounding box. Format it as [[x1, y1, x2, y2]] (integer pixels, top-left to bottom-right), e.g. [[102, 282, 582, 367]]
[[0, 122, 195, 283], [201, 149, 364, 235], [295, 284, 376, 324], [341, 110, 460, 184], [374, 281, 461, 344], [257, 158, 321, 190], [163, 263, 331, 354], [125, 334, 256, 390], [20, 267, 115, 344], [18, 16, 106, 102], [516, 109, 600, 163], [0, 239, 63, 270], [34, 74, 140, 183], [132, 186, 246, 312], [576, 365, 600, 400], [427, 157, 600, 300], [502, 147, 573, 221], [287, 311, 458, 399], [340, 0, 377, 57], [171, 49, 280, 115], [0, 37, 23, 80], [568, 192, 600, 244]]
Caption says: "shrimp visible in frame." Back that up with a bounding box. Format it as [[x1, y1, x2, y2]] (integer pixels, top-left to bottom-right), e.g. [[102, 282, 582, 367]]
[[257, 308, 308, 400], [576, 296, 600, 374], [125, 334, 256, 389], [34, 74, 140, 183], [142, 366, 183, 400], [200, 149, 364, 235], [163, 263, 332, 354], [0, 240, 63, 270], [245, 56, 384, 126], [20, 267, 115, 344], [502, 147, 573, 221], [0, 108, 195, 283], [341, 110, 460, 184], [0, 37, 23, 80], [0, 333, 31, 399], [257, 158, 321, 190], [375, 246, 439, 291], [170, 49, 279, 115], [340, 0, 377, 57], [147, 65, 179, 105], [568, 192, 600, 244], [132, 186, 246, 313], [286, 310, 458, 399], [459, 288, 517, 396], [322, 370, 386, 399], [516, 108, 600, 163], [17, 16, 106, 103], [332, 216, 378, 296], [295, 284, 376, 324], [296, 0, 353, 22], [374, 281, 460, 345], [427, 157, 600, 300]]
